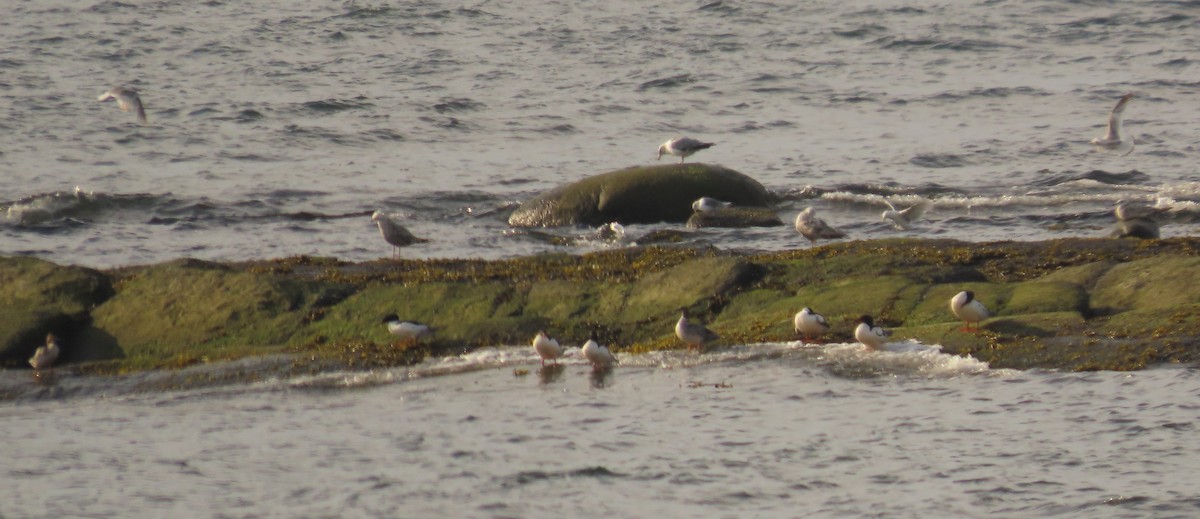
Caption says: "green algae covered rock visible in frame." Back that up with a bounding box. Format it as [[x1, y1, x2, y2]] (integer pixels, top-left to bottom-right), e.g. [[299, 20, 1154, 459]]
[[508, 163, 774, 227], [75, 259, 349, 368], [0, 257, 113, 367], [1090, 255, 1200, 314]]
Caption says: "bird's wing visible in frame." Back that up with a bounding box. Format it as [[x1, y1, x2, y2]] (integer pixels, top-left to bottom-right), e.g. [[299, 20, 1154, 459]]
[[900, 200, 931, 221]]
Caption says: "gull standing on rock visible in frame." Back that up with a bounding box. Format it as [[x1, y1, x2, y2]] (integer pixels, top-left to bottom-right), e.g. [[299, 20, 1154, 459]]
[[795, 207, 846, 246], [581, 332, 617, 369], [532, 330, 563, 366], [675, 307, 719, 351], [793, 307, 830, 343], [657, 136, 714, 163], [382, 314, 433, 341], [854, 315, 888, 350], [1090, 93, 1135, 157], [882, 199, 931, 230], [371, 210, 426, 257], [29, 333, 61, 371], [949, 291, 989, 332], [97, 86, 148, 125], [692, 197, 732, 213], [1110, 200, 1161, 239]]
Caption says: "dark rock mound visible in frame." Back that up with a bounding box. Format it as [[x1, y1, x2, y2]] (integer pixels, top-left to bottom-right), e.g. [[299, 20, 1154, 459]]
[[508, 163, 774, 227]]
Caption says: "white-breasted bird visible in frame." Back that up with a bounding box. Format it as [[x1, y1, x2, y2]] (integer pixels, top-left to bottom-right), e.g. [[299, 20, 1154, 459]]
[[795, 207, 846, 246], [1111, 200, 1162, 239], [1090, 92, 1135, 157], [949, 291, 989, 332], [675, 307, 719, 351], [793, 307, 830, 343], [581, 332, 617, 369], [97, 86, 147, 125], [882, 199, 931, 230], [532, 330, 563, 366], [382, 314, 433, 341], [854, 315, 888, 350], [657, 136, 714, 163], [371, 210, 426, 257], [692, 197, 733, 213], [29, 333, 61, 370]]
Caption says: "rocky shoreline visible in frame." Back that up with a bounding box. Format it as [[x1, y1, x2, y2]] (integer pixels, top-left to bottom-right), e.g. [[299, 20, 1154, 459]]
[[2, 237, 1199, 375]]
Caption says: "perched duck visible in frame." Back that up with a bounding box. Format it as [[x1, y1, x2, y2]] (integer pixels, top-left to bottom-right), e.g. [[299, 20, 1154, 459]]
[[793, 307, 830, 343], [532, 330, 563, 366], [675, 307, 719, 351], [371, 210, 426, 257], [794, 207, 846, 246], [581, 332, 617, 369], [692, 197, 733, 213], [97, 86, 147, 125], [657, 136, 714, 163], [381, 314, 433, 341], [881, 199, 931, 230], [949, 291, 989, 332], [1090, 92, 1135, 157], [29, 333, 61, 370], [854, 315, 888, 350]]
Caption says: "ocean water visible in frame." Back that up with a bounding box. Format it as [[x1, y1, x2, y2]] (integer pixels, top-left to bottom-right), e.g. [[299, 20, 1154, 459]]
[[4, 1, 1200, 517], [5, 342, 1200, 518], [1, 0, 1198, 268]]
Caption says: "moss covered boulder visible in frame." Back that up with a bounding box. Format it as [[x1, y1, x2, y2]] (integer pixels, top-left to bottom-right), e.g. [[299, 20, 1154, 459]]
[[508, 164, 774, 227], [0, 257, 113, 367], [74, 259, 349, 369]]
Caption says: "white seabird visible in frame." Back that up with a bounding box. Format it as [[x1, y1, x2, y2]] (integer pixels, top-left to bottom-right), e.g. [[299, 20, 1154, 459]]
[[29, 333, 62, 370], [949, 291, 989, 332], [675, 307, 719, 351], [882, 199, 931, 230], [581, 333, 617, 369], [692, 197, 733, 213], [794, 207, 846, 246], [1111, 200, 1161, 239], [532, 330, 563, 366], [854, 315, 888, 350], [793, 307, 830, 342], [97, 86, 147, 125], [657, 136, 714, 163], [1090, 93, 1135, 157], [382, 314, 433, 341], [371, 210, 426, 257]]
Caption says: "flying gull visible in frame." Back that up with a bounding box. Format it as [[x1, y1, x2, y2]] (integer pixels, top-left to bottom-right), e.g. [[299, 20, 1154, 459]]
[[97, 86, 147, 125], [882, 199, 931, 230], [1090, 93, 1135, 157]]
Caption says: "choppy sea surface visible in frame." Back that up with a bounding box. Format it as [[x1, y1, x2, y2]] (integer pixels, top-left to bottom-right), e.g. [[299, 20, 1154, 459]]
[[4, 1, 1200, 517], [2, 0, 1199, 267], [5, 342, 1200, 517]]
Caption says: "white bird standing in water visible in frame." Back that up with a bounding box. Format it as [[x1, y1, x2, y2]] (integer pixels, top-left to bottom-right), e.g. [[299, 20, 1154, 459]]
[[29, 333, 61, 371], [97, 86, 147, 124], [794, 207, 846, 246], [657, 136, 715, 163], [371, 210, 426, 257], [675, 307, 719, 351], [692, 197, 732, 213], [854, 315, 888, 350], [1090, 93, 1135, 157], [532, 330, 563, 366], [793, 307, 830, 343], [382, 314, 433, 341], [949, 291, 989, 332], [882, 199, 931, 230], [581, 332, 617, 369]]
